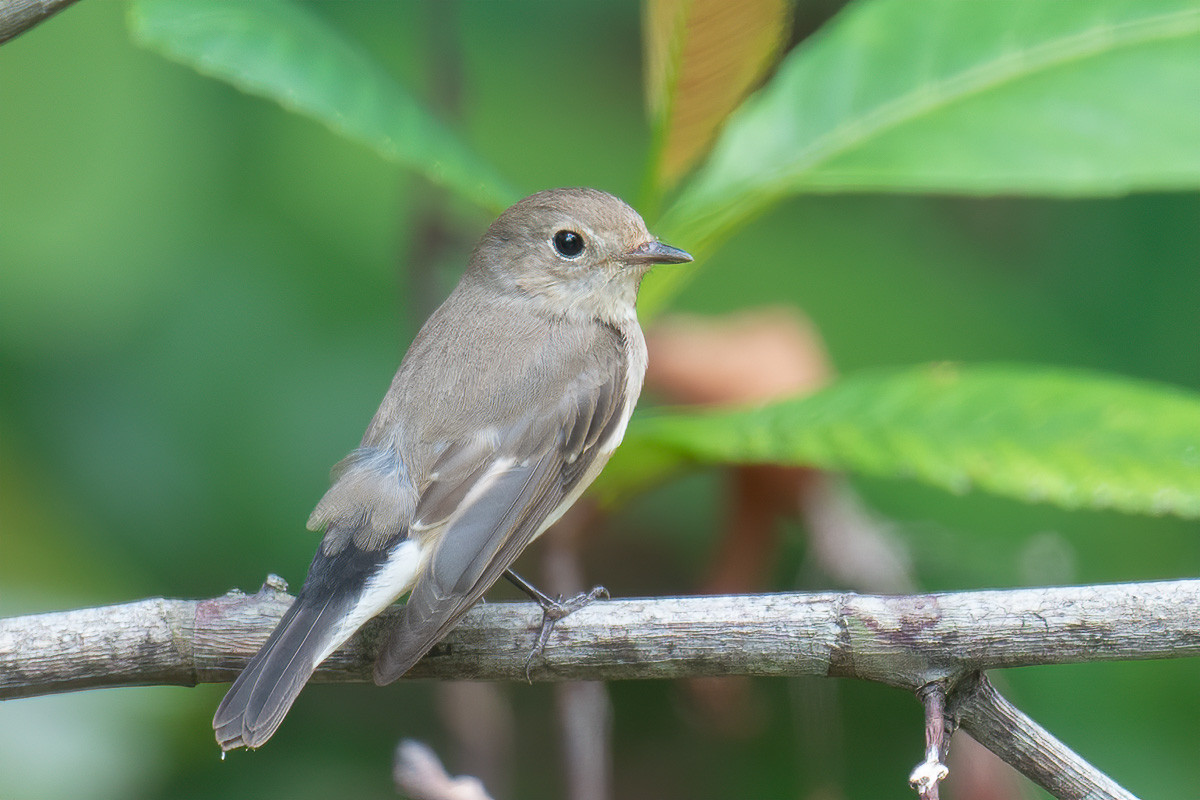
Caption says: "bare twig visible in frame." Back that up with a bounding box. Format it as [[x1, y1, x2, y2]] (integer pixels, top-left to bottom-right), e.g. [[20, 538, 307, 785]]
[[554, 681, 613, 800], [4, 579, 1199, 699], [909, 682, 950, 799], [394, 739, 495, 800], [543, 507, 613, 800], [945, 730, 1026, 800], [800, 474, 915, 594], [433, 682, 513, 800], [0, 0, 80, 45], [950, 673, 1139, 800], [3, 579, 1194, 799]]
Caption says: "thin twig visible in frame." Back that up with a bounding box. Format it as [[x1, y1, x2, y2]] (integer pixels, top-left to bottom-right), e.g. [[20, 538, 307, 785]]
[[394, 739, 496, 800], [544, 512, 613, 800], [950, 673, 1139, 800], [909, 682, 950, 799], [0, 0, 80, 45]]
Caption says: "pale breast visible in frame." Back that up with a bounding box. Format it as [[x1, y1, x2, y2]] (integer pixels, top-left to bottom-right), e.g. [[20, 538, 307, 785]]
[[533, 314, 648, 539]]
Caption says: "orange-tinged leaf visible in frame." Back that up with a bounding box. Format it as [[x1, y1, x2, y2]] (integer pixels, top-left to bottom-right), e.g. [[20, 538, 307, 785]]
[[644, 0, 792, 193]]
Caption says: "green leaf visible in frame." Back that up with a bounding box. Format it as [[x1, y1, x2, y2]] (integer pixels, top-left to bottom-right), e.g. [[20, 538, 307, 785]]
[[128, 0, 519, 212], [596, 364, 1200, 518], [642, 0, 1200, 316]]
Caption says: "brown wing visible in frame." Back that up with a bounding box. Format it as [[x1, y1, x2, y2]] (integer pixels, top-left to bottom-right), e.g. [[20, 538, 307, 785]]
[[372, 355, 628, 685]]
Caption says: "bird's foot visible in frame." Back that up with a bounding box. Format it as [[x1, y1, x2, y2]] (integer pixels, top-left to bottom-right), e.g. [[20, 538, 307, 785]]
[[503, 569, 608, 682], [524, 585, 608, 681]]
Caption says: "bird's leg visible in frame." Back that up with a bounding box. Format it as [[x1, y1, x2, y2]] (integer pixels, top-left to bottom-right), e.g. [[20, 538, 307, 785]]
[[503, 569, 608, 681]]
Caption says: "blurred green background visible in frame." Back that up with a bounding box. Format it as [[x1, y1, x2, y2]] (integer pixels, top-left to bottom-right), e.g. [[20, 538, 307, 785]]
[[2, 1, 1199, 798]]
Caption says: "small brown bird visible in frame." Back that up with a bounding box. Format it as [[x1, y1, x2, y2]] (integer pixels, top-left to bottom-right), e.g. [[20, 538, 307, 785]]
[[212, 188, 691, 750]]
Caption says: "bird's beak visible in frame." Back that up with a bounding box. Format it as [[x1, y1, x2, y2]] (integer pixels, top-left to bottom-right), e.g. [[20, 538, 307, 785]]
[[623, 239, 694, 266]]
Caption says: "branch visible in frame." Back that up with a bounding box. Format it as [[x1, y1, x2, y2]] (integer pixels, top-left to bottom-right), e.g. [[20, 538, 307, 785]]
[[4, 579, 1186, 799], [4, 578, 1199, 699], [0, 0, 81, 46], [951, 672, 1137, 800], [394, 739, 496, 800]]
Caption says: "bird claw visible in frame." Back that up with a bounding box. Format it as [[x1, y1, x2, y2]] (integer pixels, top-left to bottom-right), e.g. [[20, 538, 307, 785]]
[[523, 585, 608, 683]]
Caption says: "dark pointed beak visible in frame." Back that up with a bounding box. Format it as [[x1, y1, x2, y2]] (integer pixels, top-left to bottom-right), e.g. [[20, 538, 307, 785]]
[[623, 239, 693, 266]]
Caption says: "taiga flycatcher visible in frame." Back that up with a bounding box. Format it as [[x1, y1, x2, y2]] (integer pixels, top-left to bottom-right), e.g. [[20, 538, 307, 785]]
[[213, 187, 691, 750]]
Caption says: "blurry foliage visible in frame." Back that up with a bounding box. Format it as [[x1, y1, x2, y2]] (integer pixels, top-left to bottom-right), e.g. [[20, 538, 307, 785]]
[[600, 364, 1200, 518], [2, 0, 1200, 799], [123, 0, 1200, 519], [128, 0, 519, 213]]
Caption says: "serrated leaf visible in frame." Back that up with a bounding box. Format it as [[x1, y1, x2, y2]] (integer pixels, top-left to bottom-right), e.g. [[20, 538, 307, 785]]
[[643, 0, 791, 194], [128, 0, 519, 212], [642, 0, 1200, 317], [596, 364, 1200, 519]]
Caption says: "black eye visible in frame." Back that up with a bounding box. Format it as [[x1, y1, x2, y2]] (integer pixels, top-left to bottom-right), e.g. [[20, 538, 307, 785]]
[[552, 230, 585, 258]]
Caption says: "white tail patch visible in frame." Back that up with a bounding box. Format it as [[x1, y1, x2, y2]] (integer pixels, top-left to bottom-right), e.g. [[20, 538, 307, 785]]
[[316, 539, 426, 666]]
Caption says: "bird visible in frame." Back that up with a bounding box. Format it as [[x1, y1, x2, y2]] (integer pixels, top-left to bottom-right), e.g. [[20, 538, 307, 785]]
[[212, 187, 692, 751]]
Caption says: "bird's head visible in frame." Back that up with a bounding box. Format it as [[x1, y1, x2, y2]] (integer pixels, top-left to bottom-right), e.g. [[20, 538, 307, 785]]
[[469, 188, 692, 323]]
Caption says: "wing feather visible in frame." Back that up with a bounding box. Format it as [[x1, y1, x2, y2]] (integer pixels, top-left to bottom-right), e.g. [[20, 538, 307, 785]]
[[372, 361, 628, 685]]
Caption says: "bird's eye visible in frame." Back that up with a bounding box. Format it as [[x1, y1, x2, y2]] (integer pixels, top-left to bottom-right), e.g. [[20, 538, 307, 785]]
[[552, 230, 585, 259]]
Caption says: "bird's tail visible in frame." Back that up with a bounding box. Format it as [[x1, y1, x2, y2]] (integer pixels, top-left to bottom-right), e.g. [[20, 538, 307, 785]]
[[212, 593, 348, 751]]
